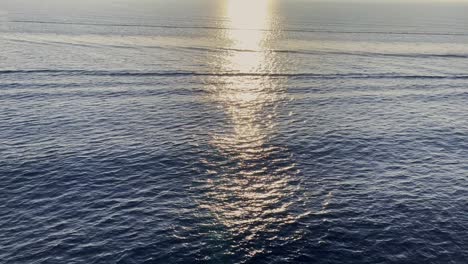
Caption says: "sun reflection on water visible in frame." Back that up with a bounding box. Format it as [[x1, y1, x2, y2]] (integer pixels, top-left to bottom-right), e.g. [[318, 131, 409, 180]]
[[212, 0, 278, 158], [223, 0, 274, 73], [197, 0, 306, 256]]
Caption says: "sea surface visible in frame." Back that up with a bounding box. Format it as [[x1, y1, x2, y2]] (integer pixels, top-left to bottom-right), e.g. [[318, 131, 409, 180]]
[[1, 0, 467, 263]]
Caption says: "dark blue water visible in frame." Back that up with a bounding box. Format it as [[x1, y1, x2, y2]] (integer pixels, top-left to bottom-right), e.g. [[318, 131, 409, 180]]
[[1, 0, 467, 263]]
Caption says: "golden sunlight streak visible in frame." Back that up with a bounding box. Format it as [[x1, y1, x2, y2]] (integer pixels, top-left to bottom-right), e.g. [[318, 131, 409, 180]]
[[197, 0, 305, 247]]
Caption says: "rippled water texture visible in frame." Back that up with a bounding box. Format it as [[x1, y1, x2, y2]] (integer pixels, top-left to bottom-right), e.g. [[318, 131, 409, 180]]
[[1, 0, 467, 263]]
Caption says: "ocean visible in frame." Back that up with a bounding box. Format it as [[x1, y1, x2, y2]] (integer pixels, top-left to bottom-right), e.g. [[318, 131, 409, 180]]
[[0, 0, 467, 263]]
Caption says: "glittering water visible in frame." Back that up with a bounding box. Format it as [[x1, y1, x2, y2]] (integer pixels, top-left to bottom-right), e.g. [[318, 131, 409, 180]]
[[1, 0, 467, 263]]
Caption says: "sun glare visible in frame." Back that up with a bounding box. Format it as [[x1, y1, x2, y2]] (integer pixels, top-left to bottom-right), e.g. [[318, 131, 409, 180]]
[[225, 0, 273, 71], [226, 0, 271, 30]]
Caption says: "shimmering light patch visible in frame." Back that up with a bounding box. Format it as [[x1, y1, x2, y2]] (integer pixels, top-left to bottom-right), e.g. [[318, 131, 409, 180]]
[[213, 0, 278, 156], [197, 0, 306, 254]]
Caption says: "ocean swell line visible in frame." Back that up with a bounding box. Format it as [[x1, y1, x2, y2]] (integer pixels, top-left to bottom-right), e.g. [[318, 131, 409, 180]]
[[10, 20, 468, 37], [1, 69, 468, 80], [179, 46, 468, 59]]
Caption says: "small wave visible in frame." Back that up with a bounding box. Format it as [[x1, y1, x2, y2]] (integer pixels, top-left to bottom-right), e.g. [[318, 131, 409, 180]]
[[10, 20, 231, 31], [180, 46, 257, 53], [1, 69, 468, 80], [175, 46, 468, 59], [241, 49, 468, 59], [355, 52, 468, 59], [274, 50, 468, 59]]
